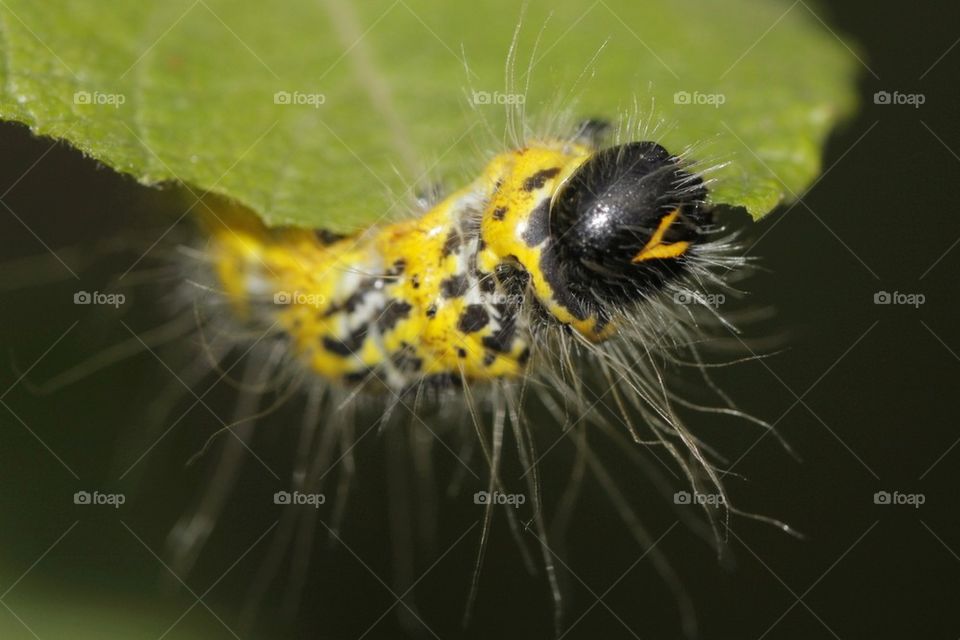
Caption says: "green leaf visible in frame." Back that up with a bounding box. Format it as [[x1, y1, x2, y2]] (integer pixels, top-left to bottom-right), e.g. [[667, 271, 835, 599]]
[[0, 584, 243, 639], [0, 0, 859, 230]]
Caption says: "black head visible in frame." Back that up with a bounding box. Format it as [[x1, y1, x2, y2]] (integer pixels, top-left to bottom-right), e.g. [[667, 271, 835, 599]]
[[549, 142, 712, 309]]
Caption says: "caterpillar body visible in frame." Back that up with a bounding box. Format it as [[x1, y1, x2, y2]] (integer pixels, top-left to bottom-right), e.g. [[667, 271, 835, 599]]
[[162, 118, 778, 638], [200, 129, 711, 393]]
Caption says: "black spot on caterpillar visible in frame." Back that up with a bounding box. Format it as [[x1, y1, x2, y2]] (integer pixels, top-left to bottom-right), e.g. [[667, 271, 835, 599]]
[[522, 166, 562, 191], [377, 299, 413, 333], [457, 304, 490, 333], [440, 274, 469, 298], [521, 198, 550, 247]]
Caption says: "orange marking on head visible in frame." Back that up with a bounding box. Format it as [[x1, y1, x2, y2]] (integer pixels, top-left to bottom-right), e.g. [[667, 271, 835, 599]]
[[631, 210, 690, 263]]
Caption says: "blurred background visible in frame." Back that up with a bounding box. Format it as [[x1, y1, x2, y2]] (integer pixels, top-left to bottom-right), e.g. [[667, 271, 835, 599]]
[[1, 1, 958, 638]]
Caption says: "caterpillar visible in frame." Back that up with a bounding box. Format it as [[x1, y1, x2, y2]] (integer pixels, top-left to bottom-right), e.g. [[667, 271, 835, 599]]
[[198, 125, 711, 392], [162, 117, 786, 636]]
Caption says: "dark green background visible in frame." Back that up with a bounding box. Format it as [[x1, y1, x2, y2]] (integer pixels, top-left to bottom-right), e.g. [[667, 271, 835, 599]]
[[1, 1, 957, 638]]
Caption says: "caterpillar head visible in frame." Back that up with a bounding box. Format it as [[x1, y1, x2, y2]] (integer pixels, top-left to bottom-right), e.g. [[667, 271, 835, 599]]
[[480, 140, 714, 338], [546, 142, 712, 314]]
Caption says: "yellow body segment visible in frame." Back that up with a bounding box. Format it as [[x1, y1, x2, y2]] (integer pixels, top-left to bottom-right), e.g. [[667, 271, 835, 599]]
[[476, 145, 603, 338], [198, 139, 625, 389]]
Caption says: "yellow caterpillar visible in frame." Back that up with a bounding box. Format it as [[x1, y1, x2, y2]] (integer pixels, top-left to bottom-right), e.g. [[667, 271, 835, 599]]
[[199, 122, 711, 392], [165, 121, 774, 638]]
